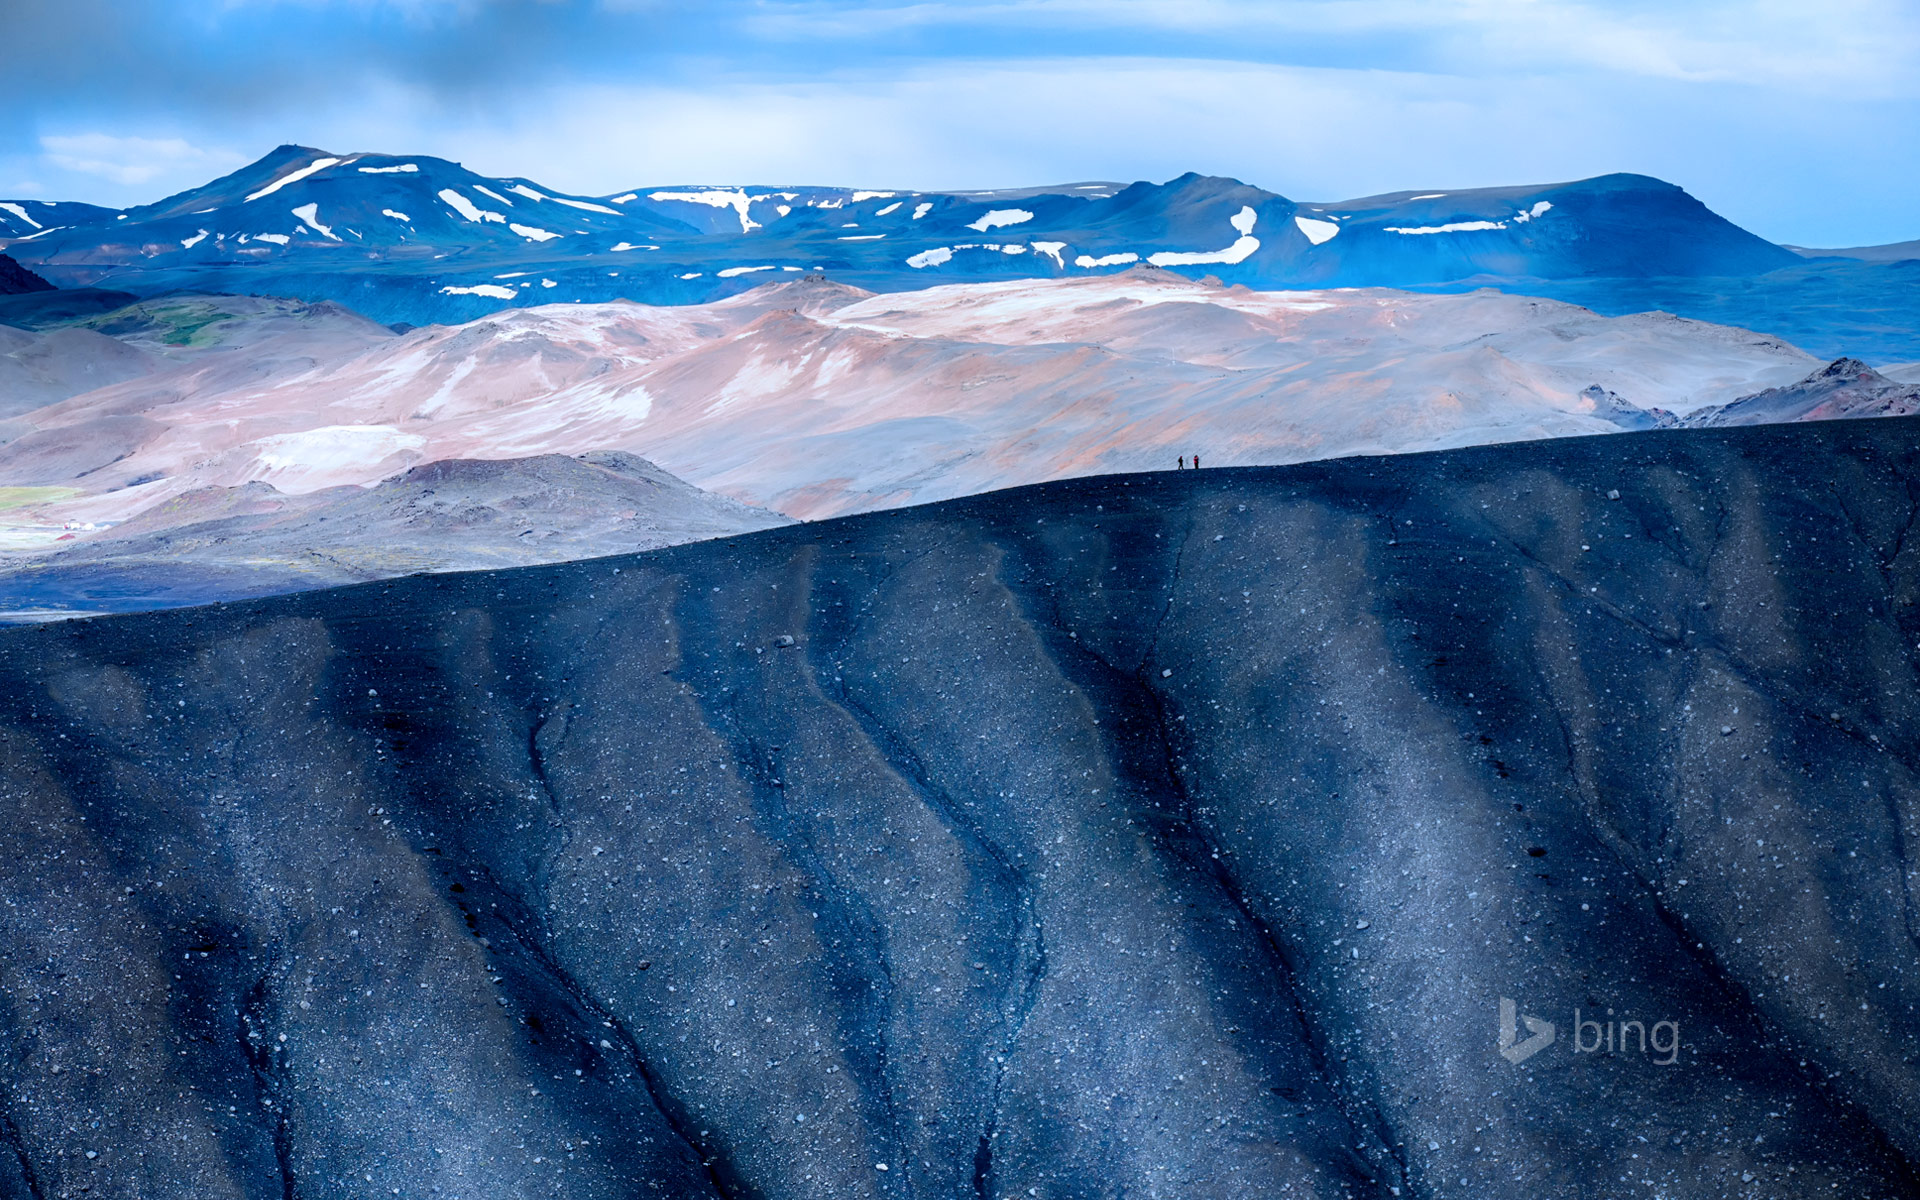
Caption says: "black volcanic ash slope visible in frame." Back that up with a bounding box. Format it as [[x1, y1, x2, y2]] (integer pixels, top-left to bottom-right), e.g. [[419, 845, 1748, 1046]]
[[1, 422, 1918, 1199], [0, 254, 53, 295]]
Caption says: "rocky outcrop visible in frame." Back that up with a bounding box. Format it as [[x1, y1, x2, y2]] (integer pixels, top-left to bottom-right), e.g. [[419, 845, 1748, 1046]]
[[1577, 382, 1676, 431], [0, 419, 1917, 1198], [1682, 357, 1920, 426], [0, 254, 53, 296]]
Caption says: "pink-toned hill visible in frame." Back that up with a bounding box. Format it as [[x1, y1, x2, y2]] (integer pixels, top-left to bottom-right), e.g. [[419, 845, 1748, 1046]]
[[5, 272, 1819, 553]]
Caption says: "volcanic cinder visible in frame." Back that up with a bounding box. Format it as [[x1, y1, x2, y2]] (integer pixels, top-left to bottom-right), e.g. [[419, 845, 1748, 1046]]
[[0, 419, 1916, 1199]]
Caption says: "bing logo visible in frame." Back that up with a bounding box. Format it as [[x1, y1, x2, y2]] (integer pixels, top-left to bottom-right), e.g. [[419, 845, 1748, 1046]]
[[1499, 997, 1680, 1066]]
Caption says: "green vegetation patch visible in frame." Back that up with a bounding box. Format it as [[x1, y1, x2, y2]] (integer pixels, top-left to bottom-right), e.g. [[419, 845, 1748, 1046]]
[[0, 486, 80, 511], [79, 299, 239, 347]]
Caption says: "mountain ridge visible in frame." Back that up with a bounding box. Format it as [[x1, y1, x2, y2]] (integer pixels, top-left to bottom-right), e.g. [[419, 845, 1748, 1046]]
[[0, 146, 1815, 321]]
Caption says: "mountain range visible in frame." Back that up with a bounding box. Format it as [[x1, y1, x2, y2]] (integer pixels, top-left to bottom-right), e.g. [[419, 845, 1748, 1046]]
[[3, 147, 1917, 620], [4, 145, 1914, 358]]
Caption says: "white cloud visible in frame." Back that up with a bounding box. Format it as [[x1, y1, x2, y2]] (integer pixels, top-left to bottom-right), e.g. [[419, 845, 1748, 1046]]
[[399, 61, 1635, 196], [14, 33, 1917, 245], [215, 0, 489, 16], [284, 55, 1904, 245], [40, 133, 245, 187], [742, 0, 1920, 100]]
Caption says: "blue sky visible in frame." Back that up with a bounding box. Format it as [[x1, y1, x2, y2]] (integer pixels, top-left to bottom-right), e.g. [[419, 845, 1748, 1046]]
[[2, 0, 1915, 246]]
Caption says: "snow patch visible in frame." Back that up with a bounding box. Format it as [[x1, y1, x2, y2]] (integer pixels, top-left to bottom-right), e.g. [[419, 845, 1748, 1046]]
[[572, 382, 654, 424], [907, 247, 954, 269], [717, 265, 778, 278], [609, 242, 658, 252], [248, 425, 427, 487], [440, 190, 506, 224], [648, 189, 760, 232], [678, 272, 704, 280], [541, 279, 557, 288], [1409, 193, 1447, 200], [246, 157, 341, 202], [180, 229, 209, 249], [1074, 252, 1139, 268], [382, 209, 411, 222], [852, 191, 895, 202], [510, 223, 560, 242], [610, 193, 638, 204], [874, 202, 903, 216], [1294, 216, 1340, 245], [439, 284, 516, 299], [1383, 220, 1507, 235], [1512, 201, 1554, 223], [1032, 241, 1066, 267], [967, 208, 1034, 232], [474, 185, 516, 207], [1140, 205, 1262, 264], [839, 234, 886, 241], [292, 203, 340, 241], [1148, 237, 1258, 266], [0, 203, 42, 230], [358, 163, 419, 174], [912, 202, 933, 220], [509, 184, 622, 215], [253, 233, 291, 246], [547, 194, 621, 215]]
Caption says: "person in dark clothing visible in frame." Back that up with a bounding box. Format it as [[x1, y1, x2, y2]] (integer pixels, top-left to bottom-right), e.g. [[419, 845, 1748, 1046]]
[[1178, 456, 1186, 469], [1193, 454, 1201, 469]]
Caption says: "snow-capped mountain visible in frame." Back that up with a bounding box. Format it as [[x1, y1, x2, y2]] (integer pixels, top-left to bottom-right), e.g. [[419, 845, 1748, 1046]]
[[0, 199, 119, 243], [2, 146, 1804, 326], [8, 145, 695, 270]]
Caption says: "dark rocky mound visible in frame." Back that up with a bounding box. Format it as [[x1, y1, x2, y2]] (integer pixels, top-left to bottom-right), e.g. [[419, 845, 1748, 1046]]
[[1683, 357, 1920, 426], [0, 253, 53, 296], [1, 420, 1918, 1198], [0, 286, 142, 331]]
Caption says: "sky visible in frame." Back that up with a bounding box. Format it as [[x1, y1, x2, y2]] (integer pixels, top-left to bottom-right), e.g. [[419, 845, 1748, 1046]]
[[1, 0, 1915, 247]]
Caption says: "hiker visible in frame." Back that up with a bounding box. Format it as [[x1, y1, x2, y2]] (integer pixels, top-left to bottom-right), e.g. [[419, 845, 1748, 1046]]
[[1178, 455, 1186, 469], [1194, 454, 1202, 469]]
